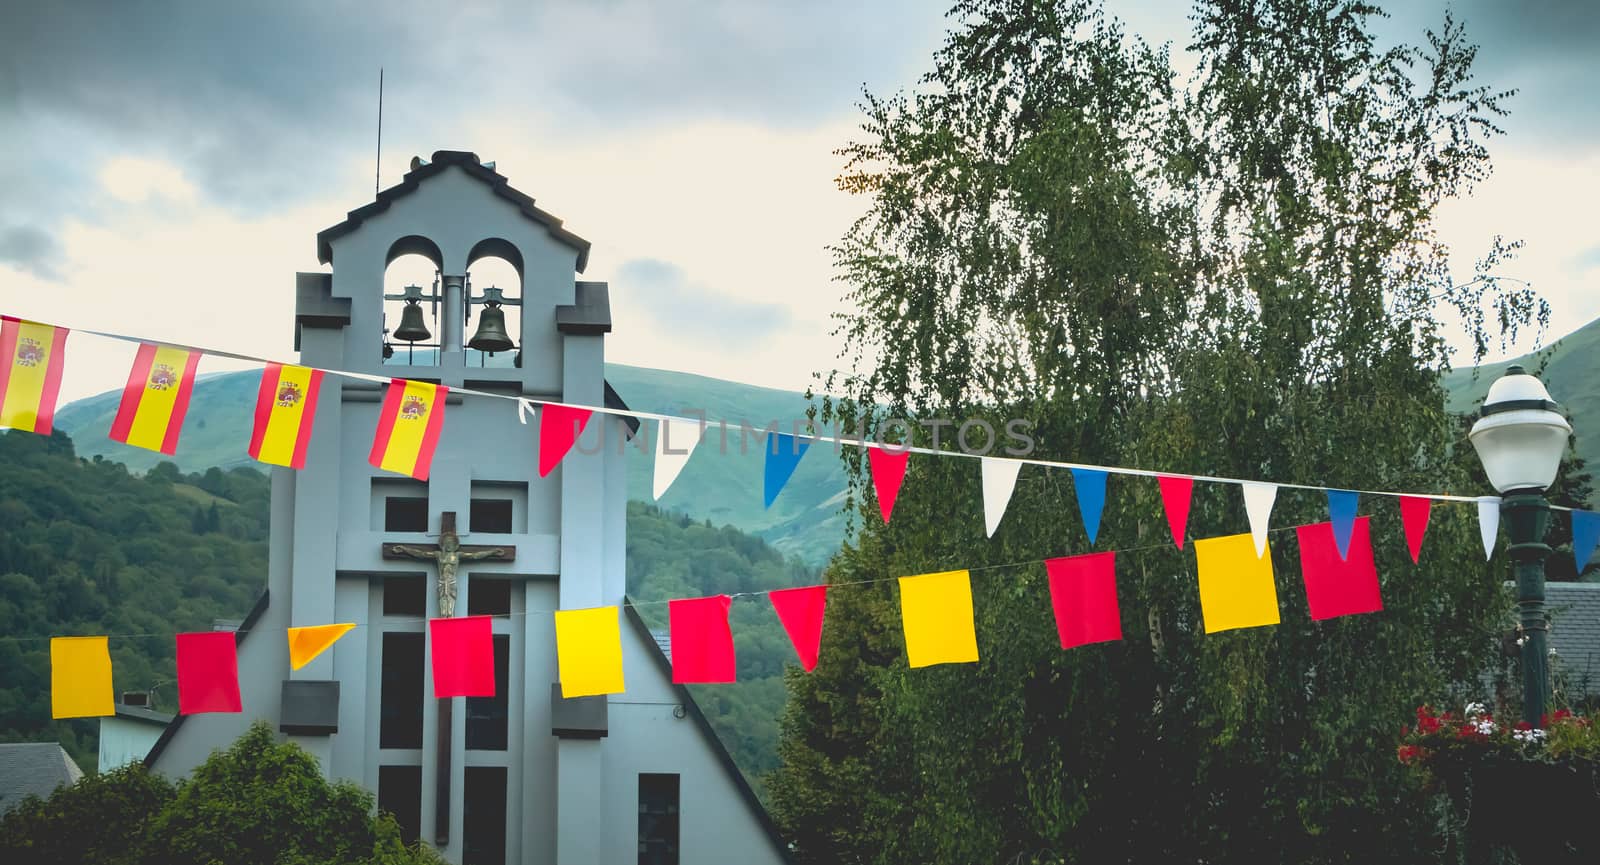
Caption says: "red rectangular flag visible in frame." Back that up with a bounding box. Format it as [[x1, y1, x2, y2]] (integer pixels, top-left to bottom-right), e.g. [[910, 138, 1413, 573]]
[[1297, 516, 1383, 620], [370, 379, 447, 480], [0, 316, 69, 435], [1045, 552, 1122, 649], [249, 363, 324, 469], [175, 631, 242, 714], [110, 343, 200, 455], [430, 616, 495, 697], [669, 595, 736, 683]]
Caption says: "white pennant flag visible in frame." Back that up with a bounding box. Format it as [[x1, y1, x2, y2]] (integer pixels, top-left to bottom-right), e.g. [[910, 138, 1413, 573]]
[[981, 458, 1023, 537], [652, 419, 703, 500], [1241, 482, 1277, 557], [1478, 496, 1501, 560]]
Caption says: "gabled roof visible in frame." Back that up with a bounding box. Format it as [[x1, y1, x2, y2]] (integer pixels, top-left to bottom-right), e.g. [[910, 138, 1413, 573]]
[[145, 589, 271, 768], [624, 601, 794, 864], [0, 742, 83, 815], [316, 150, 592, 272], [1548, 582, 1600, 694]]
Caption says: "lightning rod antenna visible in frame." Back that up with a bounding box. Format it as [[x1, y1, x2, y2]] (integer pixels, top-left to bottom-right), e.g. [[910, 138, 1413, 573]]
[[375, 68, 384, 196]]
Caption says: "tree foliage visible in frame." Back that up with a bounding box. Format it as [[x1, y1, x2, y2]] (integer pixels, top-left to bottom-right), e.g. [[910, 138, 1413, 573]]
[[0, 723, 443, 865], [773, 1, 1567, 862]]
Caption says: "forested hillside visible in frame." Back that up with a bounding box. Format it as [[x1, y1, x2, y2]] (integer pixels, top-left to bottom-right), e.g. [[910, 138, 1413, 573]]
[[0, 430, 812, 788], [0, 429, 270, 770]]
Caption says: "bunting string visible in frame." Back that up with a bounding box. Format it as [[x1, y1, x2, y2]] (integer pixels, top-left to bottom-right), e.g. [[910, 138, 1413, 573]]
[[2, 311, 1582, 511]]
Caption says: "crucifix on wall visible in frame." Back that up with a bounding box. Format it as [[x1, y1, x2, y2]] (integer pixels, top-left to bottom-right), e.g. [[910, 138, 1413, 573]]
[[381, 511, 514, 844]]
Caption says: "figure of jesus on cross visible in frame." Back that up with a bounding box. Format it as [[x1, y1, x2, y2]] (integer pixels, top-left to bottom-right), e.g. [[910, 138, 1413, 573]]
[[383, 512, 514, 617]]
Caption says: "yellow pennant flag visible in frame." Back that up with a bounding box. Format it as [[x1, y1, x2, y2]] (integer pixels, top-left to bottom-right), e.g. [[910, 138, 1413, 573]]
[[51, 636, 114, 719], [287, 623, 356, 671], [554, 606, 625, 698], [898, 570, 979, 668], [1194, 533, 1281, 633]]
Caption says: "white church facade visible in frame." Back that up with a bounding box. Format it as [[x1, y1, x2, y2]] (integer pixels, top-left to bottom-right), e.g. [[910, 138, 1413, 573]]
[[144, 151, 791, 865]]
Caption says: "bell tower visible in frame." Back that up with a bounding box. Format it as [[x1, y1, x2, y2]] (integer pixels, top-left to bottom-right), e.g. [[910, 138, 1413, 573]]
[[145, 151, 790, 865]]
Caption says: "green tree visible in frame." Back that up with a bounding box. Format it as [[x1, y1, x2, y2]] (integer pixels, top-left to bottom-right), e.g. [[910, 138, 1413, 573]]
[[0, 724, 442, 865], [772, 1, 1545, 862]]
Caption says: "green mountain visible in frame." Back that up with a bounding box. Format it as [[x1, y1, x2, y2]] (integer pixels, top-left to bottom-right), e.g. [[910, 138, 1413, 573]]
[[1442, 315, 1600, 477], [53, 364, 849, 567]]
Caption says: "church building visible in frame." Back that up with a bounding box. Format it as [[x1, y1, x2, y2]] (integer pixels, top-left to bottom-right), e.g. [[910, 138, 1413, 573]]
[[144, 151, 791, 865]]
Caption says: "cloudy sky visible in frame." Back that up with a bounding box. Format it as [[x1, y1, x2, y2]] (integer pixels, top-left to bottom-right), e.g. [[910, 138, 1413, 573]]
[[1, 0, 1595, 406]]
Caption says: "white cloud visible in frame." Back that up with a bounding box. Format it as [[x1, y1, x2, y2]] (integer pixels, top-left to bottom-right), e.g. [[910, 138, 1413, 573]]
[[99, 157, 198, 204]]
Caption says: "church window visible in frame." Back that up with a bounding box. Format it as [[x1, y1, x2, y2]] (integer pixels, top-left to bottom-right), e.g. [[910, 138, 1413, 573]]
[[379, 632, 424, 749], [467, 578, 512, 617], [638, 773, 680, 865], [383, 575, 426, 617], [470, 498, 514, 534], [378, 765, 422, 845], [385, 497, 429, 532], [466, 634, 510, 750], [463, 766, 508, 865]]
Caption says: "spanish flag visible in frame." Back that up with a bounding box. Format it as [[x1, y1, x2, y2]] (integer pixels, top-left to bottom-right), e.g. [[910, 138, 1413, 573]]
[[369, 378, 447, 480], [248, 363, 324, 469], [0, 316, 69, 435], [109, 343, 200, 454]]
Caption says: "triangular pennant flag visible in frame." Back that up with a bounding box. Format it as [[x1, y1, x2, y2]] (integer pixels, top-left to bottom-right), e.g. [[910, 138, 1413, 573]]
[[897, 570, 979, 668], [429, 616, 495, 698], [51, 636, 113, 719], [287, 623, 356, 671], [653, 418, 702, 499], [1297, 517, 1383, 620], [1572, 510, 1600, 574], [175, 631, 242, 714], [1194, 533, 1281, 633], [1478, 497, 1500, 560], [981, 458, 1023, 537], [669, 595, 737, 683], [539, 404, 593, 477], [867, 447, 911, 523], [1044, 552, 1122, 649], [1070, 468, 1108, 545], [1399, 496, 1432, 564], [1157, 475, 1194, 549], [554, 606, 625, 698], [763, 432, 811, 508], [1241, 482, 1277, 557], [1326, 489, 1360, 560], [768, 585, 827, 672]]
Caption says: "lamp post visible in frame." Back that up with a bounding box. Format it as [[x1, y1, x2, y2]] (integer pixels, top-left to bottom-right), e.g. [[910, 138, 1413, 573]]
[[1468, 364, 1571, 727]]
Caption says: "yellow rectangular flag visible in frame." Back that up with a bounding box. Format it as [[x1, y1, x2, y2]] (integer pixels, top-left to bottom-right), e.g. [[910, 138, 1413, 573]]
[[554, 606, 625, 698], [1194, 533, 1281, 633], [51, 636, 114, 719], [898, 570, 979, 668]]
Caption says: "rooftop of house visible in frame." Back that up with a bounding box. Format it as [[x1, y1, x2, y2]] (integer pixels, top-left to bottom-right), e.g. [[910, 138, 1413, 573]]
[[1549, 581, 1600, 694], [0, 742, 83, 815]]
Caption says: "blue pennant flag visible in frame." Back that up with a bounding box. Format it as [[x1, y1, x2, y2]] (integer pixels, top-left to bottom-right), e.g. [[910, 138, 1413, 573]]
[[1327, 489, 1359, 560], [1574, 510, 1600, 574], [763, 432, 811, 508], [1071, 468, 1108, 545]]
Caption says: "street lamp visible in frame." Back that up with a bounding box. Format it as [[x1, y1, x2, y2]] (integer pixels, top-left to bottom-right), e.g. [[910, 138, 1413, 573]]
[[1469, 364, 1571, 727]]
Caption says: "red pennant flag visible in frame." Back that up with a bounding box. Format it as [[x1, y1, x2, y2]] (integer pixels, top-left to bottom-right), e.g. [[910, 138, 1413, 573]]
[[430, 616, 495, 697], [539, 404, 593, 477], [1297, 517, 1383, 620], [867, 447, 910, 523], [1045, 552, 1122, 649], [669, 595, 736, 683], [768, 585, 827, 672], [1157, 475, 1193, 549], [1399, 496, 1432, 564], [175, 632, 242, 714]]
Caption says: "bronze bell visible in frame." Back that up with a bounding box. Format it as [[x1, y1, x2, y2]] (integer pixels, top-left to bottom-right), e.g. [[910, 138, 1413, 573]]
[[393, 300, 431, 343], [468, 287, 515, 354]]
